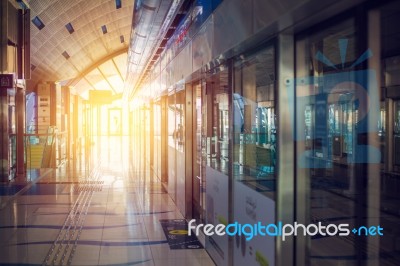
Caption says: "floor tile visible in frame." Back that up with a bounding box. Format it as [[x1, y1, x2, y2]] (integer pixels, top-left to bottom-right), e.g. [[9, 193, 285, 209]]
[[0, 137, 214, 265]]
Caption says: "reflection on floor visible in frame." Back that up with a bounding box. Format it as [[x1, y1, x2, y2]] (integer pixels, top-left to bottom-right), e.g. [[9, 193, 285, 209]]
[[0, 136, 214, 266]]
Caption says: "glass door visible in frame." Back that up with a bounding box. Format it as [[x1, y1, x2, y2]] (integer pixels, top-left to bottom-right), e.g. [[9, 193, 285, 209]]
[[394, 101, 400, 170], [295, 18, 361, 265], [108, 108, 122, 136], [192, 80, 204, 221]]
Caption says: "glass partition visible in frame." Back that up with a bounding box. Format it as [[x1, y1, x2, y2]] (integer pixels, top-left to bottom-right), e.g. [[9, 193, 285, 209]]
[[380, 3, 400, 264], [205, 68, 230, 174], [233, 45, 276, 198], [174, 89, 185, 151], [394, 101, 400, 167], [167, 92, 176, 201], [153, 101, 162, 179], [203, 66, 231, 266], [295, 18, 369, 265]]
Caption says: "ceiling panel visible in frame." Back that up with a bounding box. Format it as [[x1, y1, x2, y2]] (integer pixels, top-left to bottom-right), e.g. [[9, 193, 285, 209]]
[[98, 60, 118, 77], [74, 78, 92, 95], [94, 79, 114, 91], [27, 0, 134, 94], [113, 53, 128, 77], [85, 68, 105, 90], [107, 75, 124, 93]]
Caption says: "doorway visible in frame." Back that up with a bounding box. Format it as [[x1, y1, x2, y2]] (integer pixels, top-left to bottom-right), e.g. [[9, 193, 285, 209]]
[[192, 80, 205, 221], [108, 108, 122, 136]]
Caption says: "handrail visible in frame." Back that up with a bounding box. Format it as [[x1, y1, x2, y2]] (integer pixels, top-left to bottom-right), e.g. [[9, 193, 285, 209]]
[[9, 131, 68, 138], [11, 127, 69, 169], [10, 133, 57, 137]]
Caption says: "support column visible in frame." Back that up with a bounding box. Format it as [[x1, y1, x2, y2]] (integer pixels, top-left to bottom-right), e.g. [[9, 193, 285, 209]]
[[72, 95, 78, 171], [0, 0, 8, 72], [367, 9, 381, 266], [64, 87, 70, 164], [0, 0, 9, 182], [15, 86, 25, 178], [150, 102, 154, 170], [184, 83, 193, 219], [0, 89, 8, 182], [161, 97, 167, 183], [277, 33, 295, 266]]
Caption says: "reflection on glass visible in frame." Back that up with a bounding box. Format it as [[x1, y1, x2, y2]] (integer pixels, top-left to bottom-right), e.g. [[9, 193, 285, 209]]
[[167, 93, 176, 201], [342, 100, 354, 155], [327, 97, 357, 158], [394, 101, 400, 134], [192, 82, 205, 221], [174, 90, 185, 151], [295, 18, 382, 264], [205, 70, 229, 174], [233, 45, 276, 198], [381, 2, 400, 264], [153, 102, 161, 178], [304, 105, 313, 150], [167, 94, 176, 147], [378, 104, 385, 137], [394, 101, 400, 166]]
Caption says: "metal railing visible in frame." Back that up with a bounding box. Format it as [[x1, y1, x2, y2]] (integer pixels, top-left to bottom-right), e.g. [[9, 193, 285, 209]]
[[9, 127, 68, 171]]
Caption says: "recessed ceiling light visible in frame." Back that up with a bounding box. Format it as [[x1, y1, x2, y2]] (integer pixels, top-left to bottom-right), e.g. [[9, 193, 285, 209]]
[[101, 25, 107, 34], [62, 51, 70, 60], [32, 16, 45, 30], [115, 0, 122, 9], [66, 23, 74, 34]]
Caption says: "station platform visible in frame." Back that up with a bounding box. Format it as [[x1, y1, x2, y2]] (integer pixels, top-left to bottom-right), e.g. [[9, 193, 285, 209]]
[[0, 136, 214, 266]]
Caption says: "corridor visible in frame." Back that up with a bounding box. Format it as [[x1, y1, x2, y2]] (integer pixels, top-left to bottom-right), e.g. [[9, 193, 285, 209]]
[[0, 137, 214, 265], [1, 0, 400, 264]]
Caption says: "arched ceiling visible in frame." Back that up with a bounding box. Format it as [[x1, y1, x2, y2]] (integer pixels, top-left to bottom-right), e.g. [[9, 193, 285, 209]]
[[26, 0, 134, 94]]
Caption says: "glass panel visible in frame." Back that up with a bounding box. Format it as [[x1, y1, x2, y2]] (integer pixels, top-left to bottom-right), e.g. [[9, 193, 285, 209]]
[[204, 66, 230, 266], [233, 45, 276, 198], [378, 102, 385, 165], [174, 87, 186, 213], [205, 68, 230, 174], [296, 19, 362, 265], [394, 101, 400, 166], [167, 93, 176, 201], [380, 2, 400, 264], [174, 89, 185, 151], [153, 101, 161, 178], [108, 109, 121, 135], [193, 81, 205, 221]]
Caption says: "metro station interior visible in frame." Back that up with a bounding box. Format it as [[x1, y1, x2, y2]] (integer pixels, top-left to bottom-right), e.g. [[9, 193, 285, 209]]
[[1, 0, 400, 265]]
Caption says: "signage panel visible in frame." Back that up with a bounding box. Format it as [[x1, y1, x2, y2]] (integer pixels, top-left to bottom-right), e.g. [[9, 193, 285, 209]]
[[0, 74, 14, 89]]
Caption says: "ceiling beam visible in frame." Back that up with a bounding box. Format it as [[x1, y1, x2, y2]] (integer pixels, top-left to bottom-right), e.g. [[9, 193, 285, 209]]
[[66, 47, 128, 87], [97, 67, 117, 94], [111, 58, 124, 83]]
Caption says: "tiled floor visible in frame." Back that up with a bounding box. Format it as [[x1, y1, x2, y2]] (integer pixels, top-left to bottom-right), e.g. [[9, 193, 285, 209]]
[[0, 136, 215, 266]]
